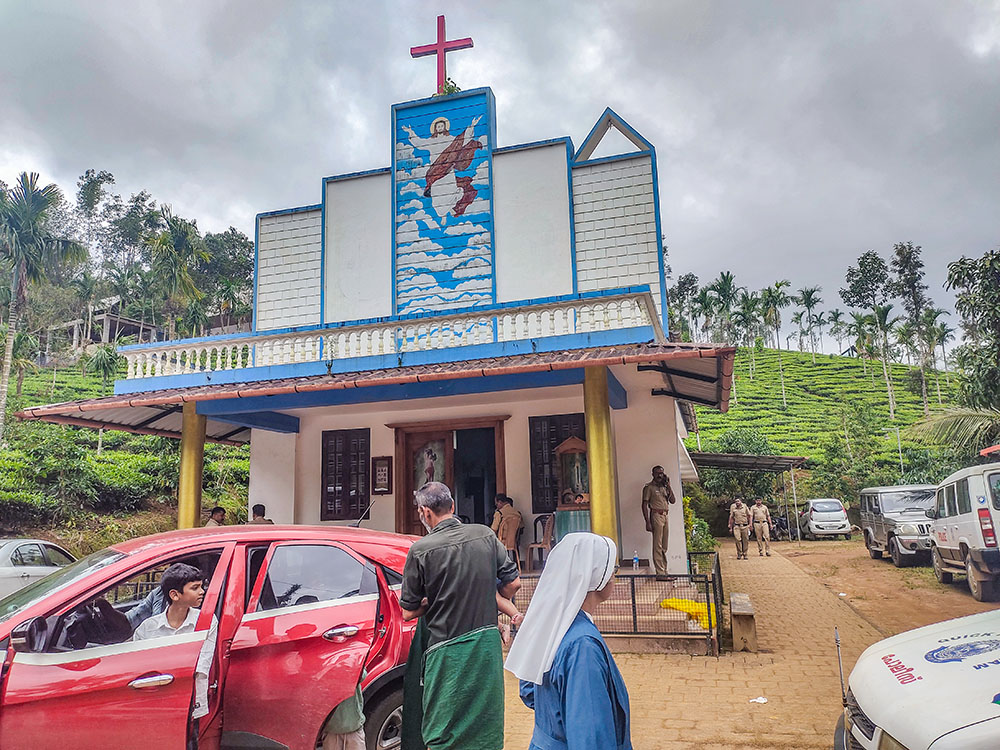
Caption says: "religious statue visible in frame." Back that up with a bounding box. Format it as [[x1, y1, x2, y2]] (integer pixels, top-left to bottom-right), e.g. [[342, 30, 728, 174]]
[[402, 115, 483, 222]]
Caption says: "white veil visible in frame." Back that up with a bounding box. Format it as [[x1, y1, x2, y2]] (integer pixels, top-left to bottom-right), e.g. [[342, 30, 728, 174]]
[[504, 532, 617, 685]]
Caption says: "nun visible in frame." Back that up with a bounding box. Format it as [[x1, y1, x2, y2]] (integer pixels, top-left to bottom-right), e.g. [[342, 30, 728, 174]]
[[504, 533, 632, 750]]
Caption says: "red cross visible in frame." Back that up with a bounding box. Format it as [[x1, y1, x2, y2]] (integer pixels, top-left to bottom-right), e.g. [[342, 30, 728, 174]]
[[410, 15, 473, 94]]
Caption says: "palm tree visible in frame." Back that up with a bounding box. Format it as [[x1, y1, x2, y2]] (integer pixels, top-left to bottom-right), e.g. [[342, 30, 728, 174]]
[[71, 270, 99, 346], [145, 206, 206, 340], [873, 303, 899, 419], [908, 408, 1000, 454], [812, 311, 827, 358], [731, 290, 762, 379], [894, 321, 917, 366], [0, 326, 40, 397], [88, 342, 122, 393], [793, 286, 822, 363], [707, 271, 741, 344], [0, 173, 85, 444], [934, 321, 955, 386], [692, 288, 715, 343], [760, 280, 791, 408], [216, 277, 242, 330], [828, 308, 845, 353], [845, 312, 873, 376]]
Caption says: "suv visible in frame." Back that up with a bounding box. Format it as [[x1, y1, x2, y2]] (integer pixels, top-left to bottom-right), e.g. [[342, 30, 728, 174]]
[[927, 462, 1000, 602], [0, 526, 414, 750], [860, 485, 936, 567], [798, 498, 851, 540]]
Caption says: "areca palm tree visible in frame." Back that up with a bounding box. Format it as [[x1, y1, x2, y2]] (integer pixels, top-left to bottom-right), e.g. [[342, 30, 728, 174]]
[[692, 288, 715, 343], [828, 308, 845, 353], [793, 286, 822, 362], [731, 290, 762, 379], [0, 173, 85, 444], [873, 303, 899, 419], [845, 312, 873, 377], [71, 270, 99, 345], [707, 271, 741, 344], [145, 206, 206, 339], [760, 280, 791, 408], [812, 311, 827, 359], [0, 326, 40, 397]]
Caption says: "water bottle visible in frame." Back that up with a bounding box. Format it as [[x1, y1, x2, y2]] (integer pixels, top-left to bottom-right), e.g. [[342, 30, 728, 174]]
[[632, 551, 639, 572]]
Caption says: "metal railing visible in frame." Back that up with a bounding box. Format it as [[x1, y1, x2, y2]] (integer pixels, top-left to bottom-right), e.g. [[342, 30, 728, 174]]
[[510, 550, 722, 655], [118, 288, 662, 380]]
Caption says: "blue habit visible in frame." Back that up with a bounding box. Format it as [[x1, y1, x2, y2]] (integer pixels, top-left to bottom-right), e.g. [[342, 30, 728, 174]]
[[518, 611, 632, 750]]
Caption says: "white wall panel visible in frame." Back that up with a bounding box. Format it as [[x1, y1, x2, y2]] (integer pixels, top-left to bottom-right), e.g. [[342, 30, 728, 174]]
[[493, 144, 573, 302], [256, 210, 322, 330]]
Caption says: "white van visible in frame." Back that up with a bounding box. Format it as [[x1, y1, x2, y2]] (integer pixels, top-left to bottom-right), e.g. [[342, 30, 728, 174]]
[[927, 462, 1000, 602]]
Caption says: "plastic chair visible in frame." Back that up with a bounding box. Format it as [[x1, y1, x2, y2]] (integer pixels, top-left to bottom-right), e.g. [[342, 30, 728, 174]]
[[526, 514, 555, 572], [498, 515, 522, 572]]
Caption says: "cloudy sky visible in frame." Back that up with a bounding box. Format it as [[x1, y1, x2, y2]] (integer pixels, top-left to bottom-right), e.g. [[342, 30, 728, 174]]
[[2, 0, 998, 314]]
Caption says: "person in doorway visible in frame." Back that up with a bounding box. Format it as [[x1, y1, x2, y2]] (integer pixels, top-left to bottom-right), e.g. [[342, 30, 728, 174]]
[[729, 498, 751, 559], [505, 533, 631, 750], [641, 465, 677, 580], [489, 493, 523, 537], [132, 564, 218, 727], [248, 504, 274, 525], [399, 482, 520, 750], [751, 498, 773, 557], [320, 669, 366, 750], [204, 507, 226, 527]]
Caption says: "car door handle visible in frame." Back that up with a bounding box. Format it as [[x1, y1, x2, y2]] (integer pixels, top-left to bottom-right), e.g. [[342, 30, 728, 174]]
[[323, 625, 360, 642], [128, 673, 175, 689]]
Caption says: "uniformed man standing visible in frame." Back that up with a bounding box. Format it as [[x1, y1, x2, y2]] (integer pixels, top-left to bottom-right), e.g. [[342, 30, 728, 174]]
[[751, 498, 773, 557], [728, 498, 751, 560], [642, 465, 677, 580]]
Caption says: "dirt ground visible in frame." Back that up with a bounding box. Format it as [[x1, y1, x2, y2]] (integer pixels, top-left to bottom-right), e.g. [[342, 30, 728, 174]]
[[778, 536, 996, 637]]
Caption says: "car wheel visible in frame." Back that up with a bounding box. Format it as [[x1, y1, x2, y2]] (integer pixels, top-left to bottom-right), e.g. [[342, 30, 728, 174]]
[[365, 688, 403, 750], [932, 546, 953, 584], [866, 534, 883, 559], [889, 537, 908, 568], [966, 558, 999, 602]]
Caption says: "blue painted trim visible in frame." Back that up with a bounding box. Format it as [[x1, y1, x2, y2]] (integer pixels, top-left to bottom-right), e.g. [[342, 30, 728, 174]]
[[256, 204, 323, 220], [390, 101, 399, 315], [114, 325, 657, 395], [607, 369, 628, 410], [252, 215, 259, 332], [200, 410, 300, 434], [193, 367, 629, 416], [322, 167, 392, 184], [493, 137, 572, 156], [571, 152, 652, 170], [566, 140, 578, 295], [649, 145, 668, 331], [392, 86, 496, 112], [573, 107, 655, 162], [117, 286, 652, 352]]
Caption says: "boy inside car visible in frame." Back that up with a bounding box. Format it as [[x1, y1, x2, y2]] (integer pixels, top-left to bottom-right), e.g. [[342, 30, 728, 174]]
[[133, 563, 219, 728]]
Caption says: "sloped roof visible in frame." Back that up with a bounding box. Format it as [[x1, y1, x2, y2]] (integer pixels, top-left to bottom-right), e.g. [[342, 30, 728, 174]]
[[17, 342, 734, 445]]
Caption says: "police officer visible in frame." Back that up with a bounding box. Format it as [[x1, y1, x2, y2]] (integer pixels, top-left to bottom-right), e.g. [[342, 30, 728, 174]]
[[728, 498, 751, 560], [751, 498, 773, 557]]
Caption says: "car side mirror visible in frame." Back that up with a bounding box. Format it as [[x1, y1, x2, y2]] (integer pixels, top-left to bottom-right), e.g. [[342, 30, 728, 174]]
[[925, 509, 937, 519], [10, 616, 47, 654]]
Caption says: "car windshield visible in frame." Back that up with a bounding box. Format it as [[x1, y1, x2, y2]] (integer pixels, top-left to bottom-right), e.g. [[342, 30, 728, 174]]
[[0, 548, 123, 623], [812, 501, 843, 512], [878, 489, 936, 512]]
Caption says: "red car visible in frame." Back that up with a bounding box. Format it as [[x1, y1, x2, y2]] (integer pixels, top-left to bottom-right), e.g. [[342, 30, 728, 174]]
[[0, 525, 416, 750]]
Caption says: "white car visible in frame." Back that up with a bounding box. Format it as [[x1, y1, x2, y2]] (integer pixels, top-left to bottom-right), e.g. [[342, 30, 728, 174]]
[[836, 609, 1000, 749], [0, 539, 76, 598], [798, 498, 852, 540]]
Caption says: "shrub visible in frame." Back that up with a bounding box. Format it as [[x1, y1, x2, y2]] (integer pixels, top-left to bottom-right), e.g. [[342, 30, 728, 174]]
[[683, 496, 718, 552], [87, 453, 158, 512], [0, 490, 60, 530]]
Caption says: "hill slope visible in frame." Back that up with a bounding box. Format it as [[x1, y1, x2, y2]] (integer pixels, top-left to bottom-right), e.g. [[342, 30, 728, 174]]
[[689, 347, 959, 468]]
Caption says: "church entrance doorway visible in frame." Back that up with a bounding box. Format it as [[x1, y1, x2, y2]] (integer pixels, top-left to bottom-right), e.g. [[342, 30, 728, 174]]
[[390, 417, 508, 536]]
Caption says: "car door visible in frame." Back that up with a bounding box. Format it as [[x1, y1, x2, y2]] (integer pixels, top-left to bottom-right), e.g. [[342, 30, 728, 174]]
[[0, 544, 233, 750], [944, 483, 961, 556], [933, 487, 953, 558], [10, 543, 59, 590], [220, 542, 380, 750]]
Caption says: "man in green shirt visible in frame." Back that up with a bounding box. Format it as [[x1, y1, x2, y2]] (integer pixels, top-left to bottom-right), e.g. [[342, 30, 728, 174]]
[[400, 482, 520, 750]]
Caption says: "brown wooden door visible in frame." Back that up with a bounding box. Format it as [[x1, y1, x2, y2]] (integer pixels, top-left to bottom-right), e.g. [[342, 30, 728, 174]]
[[399, 431, 454, 536]]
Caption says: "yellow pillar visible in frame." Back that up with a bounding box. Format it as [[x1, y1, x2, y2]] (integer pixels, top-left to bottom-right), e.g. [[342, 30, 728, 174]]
[[584, 366, 619, 548], [178, 401, 206, 529]]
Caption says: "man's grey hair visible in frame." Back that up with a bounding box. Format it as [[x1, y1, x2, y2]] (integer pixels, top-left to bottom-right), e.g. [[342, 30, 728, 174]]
[[415, 481, 455, 515]]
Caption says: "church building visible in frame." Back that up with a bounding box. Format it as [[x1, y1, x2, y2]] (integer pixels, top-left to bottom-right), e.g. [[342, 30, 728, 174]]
[[19, 34, 732, 574]]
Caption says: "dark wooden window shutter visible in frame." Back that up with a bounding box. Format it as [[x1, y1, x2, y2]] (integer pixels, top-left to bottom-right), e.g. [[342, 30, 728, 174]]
[[321, 428, 371, 521]]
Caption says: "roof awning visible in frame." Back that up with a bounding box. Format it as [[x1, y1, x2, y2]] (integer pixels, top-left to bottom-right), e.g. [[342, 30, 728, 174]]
[[981, 445, 1000, 457], [688, 452, 808, 473], [17, 342, 735, 445]]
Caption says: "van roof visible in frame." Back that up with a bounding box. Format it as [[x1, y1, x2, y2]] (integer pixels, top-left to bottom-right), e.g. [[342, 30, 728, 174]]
[[938, 461, 1000, 487], [860, 485, 936, 493]]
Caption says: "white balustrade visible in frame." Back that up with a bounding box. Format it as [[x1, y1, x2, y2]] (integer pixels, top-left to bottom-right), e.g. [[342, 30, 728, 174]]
[[120, 291, 661, 380]]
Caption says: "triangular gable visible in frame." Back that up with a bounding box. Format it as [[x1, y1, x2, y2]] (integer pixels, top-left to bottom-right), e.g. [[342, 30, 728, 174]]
[[573, 107, 654, 162]]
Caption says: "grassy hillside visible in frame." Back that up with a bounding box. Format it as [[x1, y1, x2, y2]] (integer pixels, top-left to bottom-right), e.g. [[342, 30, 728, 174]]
[[0, 365, 250, 555], [689, 347, 959, 468]]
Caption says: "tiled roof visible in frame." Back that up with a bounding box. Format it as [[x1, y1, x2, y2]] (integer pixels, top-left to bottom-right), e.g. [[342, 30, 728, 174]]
[[17, 342, 734, 444]]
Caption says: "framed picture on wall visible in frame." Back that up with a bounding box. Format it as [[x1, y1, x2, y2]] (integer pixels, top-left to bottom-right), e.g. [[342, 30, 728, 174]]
[[372, 456, 393, 495]]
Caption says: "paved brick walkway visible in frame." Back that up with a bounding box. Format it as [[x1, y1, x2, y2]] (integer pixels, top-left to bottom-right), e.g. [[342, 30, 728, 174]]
[[503, 541, 883, 749]]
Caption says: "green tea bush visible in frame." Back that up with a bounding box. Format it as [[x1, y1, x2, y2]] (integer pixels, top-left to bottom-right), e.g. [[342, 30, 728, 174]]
[[0, 489, 60, 529], [87, 453, 158, 512]]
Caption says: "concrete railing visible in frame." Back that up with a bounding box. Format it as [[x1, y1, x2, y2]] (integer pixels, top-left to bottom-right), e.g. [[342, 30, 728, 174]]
[[121, 289, 662, 380]]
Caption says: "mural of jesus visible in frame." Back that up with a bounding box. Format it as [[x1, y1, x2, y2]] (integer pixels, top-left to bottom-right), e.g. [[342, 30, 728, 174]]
[[403, 115, 483, 222]]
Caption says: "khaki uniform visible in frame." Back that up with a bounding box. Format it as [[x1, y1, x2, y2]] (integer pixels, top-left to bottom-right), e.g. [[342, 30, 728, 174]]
[[643, 481, 675, 576], [751, 503, 772, 555], [729, 502, 751, 558], [204, 518, 222, 527], [490, 503, 523, 537]]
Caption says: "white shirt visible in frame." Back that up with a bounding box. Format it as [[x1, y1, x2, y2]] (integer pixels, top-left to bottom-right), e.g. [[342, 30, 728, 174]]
[[132, 607, 218, 719]]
